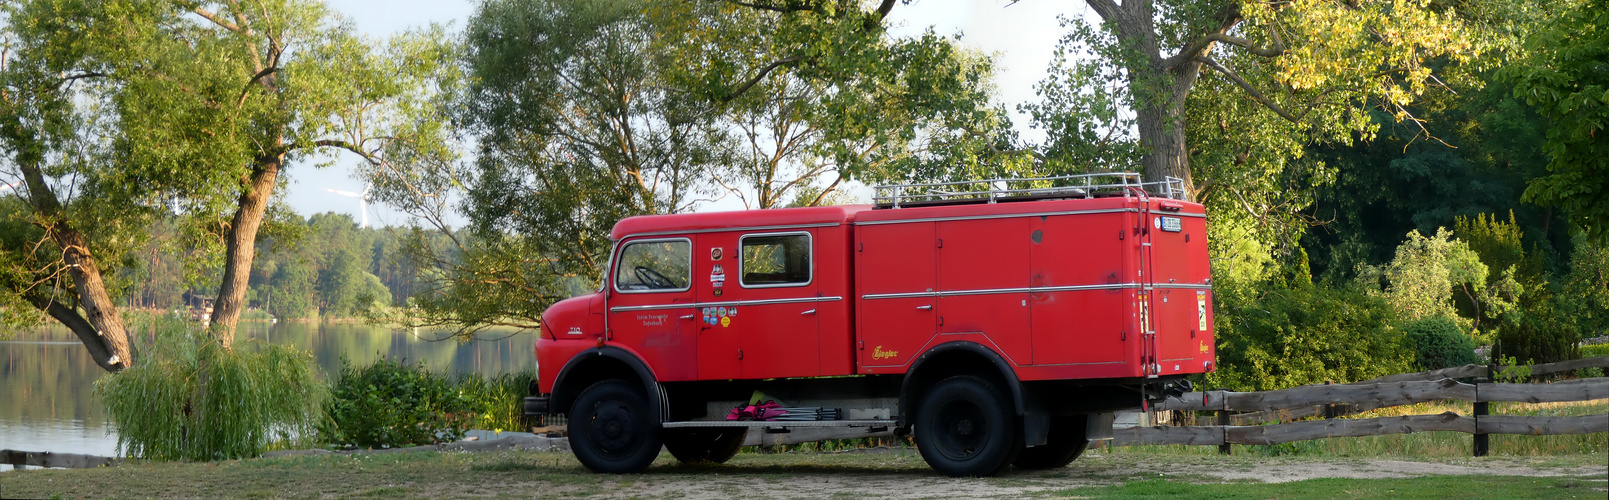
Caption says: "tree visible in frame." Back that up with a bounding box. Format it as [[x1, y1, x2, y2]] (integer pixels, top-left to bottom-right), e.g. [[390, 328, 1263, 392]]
[[1070, 0, 1481, 200], [377, 0, 1009, 337], [0, 0, 457, 367], [1504, 0, 1609, 240]]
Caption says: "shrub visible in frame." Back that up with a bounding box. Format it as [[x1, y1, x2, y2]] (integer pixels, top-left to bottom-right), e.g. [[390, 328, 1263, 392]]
[[454, 370, 541, 433], [1402, 316, 1480, 370], [95, 319, 326, 461], [1582, 343, 1609, 358], [322, 358, 474, 448], [1494, 298, 1580, 365], [1208, 281, 1415, 392]]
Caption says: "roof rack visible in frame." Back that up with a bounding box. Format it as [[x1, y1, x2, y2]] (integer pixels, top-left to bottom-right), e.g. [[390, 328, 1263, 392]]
[[872, 173, 1186, 209]]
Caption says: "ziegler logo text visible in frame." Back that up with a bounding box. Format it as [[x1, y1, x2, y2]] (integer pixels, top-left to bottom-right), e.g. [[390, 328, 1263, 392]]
[[872, 345, 899, 360]]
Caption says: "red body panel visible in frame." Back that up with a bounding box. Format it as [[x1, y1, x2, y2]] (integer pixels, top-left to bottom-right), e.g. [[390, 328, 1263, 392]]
[[537, 196, 1214, 392]]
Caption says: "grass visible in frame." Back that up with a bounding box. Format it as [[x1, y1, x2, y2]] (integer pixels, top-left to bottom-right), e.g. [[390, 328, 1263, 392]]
[[1053, 476, 1607, 499], [1, 447, 1603, 499]]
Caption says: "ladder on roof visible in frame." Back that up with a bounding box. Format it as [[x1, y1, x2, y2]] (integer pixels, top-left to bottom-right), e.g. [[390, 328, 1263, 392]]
[[871, 172, 1186, 209]]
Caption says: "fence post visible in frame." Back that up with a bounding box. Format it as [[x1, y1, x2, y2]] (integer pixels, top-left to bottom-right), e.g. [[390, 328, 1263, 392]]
[[1216, 409, 1231, 455], [1473, 364, 1492, 457]]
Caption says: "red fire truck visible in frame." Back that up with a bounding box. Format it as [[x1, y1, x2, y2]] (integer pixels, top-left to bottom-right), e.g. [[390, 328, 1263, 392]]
[[524, 173, 1214, 476]]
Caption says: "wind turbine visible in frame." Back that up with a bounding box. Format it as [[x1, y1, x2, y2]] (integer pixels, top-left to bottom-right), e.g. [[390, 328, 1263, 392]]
[[323, 184, 371, 228]]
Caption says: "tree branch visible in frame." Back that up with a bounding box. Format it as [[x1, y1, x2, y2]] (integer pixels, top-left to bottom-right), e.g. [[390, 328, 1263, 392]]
[[723, 56, 804, 102], [1194, 56, 1299, 123], [1084, 0, 1121, 21], [189, 6, 241, 32]]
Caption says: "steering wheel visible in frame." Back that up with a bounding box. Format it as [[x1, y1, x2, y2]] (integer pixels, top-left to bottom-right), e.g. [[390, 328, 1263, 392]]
[[634, 266, 676, 289]]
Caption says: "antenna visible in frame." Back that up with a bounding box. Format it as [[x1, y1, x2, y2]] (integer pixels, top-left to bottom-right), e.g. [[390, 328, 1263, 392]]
[[323, 183, 371, 228]]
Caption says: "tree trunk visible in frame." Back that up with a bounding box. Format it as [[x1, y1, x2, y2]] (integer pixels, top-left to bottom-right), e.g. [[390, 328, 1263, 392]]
[[1094, 0, 1201, 202], [209, 152, 284, 349], [1134, 104, 1194, 201], [17, 160, 132, 372]]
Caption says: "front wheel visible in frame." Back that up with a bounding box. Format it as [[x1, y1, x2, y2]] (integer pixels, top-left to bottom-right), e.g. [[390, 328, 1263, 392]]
[[568, 380, 662, 473], [914, 375, 1022, 477], [1013, 414, 1089, 469], [662, 428, 746, 464]]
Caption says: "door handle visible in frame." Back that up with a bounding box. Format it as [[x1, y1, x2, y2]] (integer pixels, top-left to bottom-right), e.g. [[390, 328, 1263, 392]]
[[916, 305, 932, 310], [679, 314, 695, 320], [800, 309, 816, 315]]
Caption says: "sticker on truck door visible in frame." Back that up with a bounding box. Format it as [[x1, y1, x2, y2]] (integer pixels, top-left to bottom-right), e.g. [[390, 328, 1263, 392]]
[[1197, 290, 1208, 330]]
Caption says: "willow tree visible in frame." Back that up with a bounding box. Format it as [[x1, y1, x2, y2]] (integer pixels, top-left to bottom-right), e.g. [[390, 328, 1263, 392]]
[[0, 0, 455, 367]]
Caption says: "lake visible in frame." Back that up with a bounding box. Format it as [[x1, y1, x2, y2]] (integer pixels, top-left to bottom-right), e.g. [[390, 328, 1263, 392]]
[[0, 321, 539, 470]]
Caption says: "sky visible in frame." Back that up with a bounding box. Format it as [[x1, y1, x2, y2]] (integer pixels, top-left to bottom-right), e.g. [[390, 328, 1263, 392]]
[[294, 0, 1088, 226]]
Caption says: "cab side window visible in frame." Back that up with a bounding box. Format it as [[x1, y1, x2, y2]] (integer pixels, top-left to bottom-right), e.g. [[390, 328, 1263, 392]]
[[614, 239, 691, 292], [741, 233, 811, 287]]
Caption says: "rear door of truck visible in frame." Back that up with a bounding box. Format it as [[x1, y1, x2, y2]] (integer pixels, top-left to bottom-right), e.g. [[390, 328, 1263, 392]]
[[1143, 201, 1213, 377]]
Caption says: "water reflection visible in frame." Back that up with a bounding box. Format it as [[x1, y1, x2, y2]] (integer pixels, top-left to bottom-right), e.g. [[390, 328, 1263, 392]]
[[0, 321, 538, 469]]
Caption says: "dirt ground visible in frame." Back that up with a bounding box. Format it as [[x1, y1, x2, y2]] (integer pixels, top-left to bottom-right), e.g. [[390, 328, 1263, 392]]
[[456, 448, 1609, 499]]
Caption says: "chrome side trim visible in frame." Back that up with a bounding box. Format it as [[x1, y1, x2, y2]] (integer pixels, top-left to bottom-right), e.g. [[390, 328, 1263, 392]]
[[610, 296, 843, 313], [861, 283, 1172, 300], [618, 222, 839, 240], [1152, 283, 1213, 290], [853, 208, 1136, 226]]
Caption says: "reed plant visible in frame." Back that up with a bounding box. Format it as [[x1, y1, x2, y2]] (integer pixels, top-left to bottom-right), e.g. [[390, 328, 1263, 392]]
[[94, 318, 327, 461], [453, 369, 541, 433]]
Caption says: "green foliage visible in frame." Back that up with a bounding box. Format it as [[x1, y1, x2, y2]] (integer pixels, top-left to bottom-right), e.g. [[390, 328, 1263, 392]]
[[1504, 0, 1609, 241], [1582, 343, 1609, 358], [451, 370, 541, 434], [94, 318, 327, 460], [1557, 238, 1609, 339], [321, 358, 474, 448], [1354, 228, 1487, 325], [1401, 316, 1481, 370], [1494, 355, 1535, 383], [1207, 281, 1413, 392], [1494, 298, 1580, 365]]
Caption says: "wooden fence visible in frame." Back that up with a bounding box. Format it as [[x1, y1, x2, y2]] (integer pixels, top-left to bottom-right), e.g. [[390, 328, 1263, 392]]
[[1112, 356, 1609, 455]]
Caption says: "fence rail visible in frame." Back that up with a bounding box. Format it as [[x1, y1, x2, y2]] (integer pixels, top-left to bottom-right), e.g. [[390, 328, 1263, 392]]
[[1120, 356, 1609, 455]]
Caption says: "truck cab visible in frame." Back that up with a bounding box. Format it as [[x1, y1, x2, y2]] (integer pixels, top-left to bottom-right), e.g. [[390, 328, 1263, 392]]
[[527, 173, 1213, 476]]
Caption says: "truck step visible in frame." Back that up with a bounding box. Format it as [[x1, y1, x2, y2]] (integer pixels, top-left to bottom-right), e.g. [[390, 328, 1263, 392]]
[[661, 419, 897, 429]]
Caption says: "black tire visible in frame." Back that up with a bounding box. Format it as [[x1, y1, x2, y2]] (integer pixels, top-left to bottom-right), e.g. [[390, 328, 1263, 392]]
[[568, 380, 662, 473], [662, 428, 746, 464], [914, 375, 1023, 477], [1013, 414, 1089, 470]]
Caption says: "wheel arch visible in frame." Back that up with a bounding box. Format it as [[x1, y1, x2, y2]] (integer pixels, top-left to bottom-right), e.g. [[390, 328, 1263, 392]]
[[549, 346, 665, 423], [899, 341, 1026, 426]]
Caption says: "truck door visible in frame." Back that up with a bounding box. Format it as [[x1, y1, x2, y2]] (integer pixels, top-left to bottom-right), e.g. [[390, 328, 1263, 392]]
[[937, 218, 1031, 364], [1029, 213, 1130, 367], [730, 231, 821, 379], [693, 233, 742, 380], [856, 222, 936, 371], [1146, 205, 1209, 375], [607, 236, 700, 381]]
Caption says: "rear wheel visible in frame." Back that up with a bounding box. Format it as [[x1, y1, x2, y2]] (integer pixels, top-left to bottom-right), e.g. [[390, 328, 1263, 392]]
[[662, 428, 746, 464], [914, 375, 1022, 477], [568, 380, 661, 473], [1013, 414, 1089, 469]]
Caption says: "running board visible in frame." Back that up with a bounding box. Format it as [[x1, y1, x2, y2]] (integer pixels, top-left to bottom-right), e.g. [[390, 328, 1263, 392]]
[[661, 419, 897, 430]]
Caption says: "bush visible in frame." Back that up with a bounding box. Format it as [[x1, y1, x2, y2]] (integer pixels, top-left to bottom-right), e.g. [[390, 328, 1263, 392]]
[[322, 358, 474, 448], [1494, 298, 1580, 365], [1582, 343, 1609, 358], [95, 319, 326, 461], [1208, 281, 1415, 392], [1402, 316, 1480, 370], [454, 370, 541, 433]]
